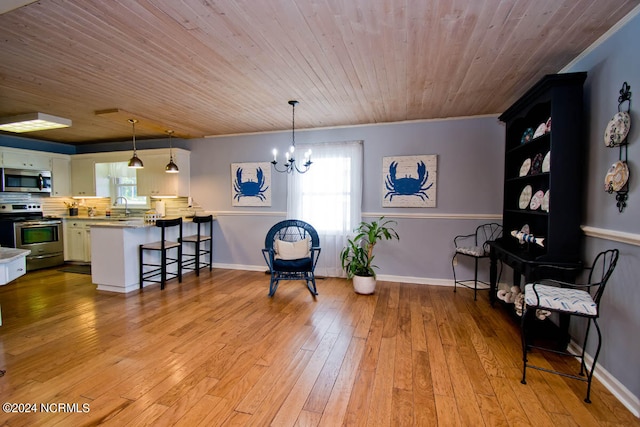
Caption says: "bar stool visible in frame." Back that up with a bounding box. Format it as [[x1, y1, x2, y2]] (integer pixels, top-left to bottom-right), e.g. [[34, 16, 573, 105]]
[[139, 217, 183, 290], [180, 215, 213, 276]]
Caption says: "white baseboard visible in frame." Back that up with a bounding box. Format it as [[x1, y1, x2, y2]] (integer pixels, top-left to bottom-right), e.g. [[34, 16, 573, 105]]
[[212, 262, 266, 272], [376, 274, 452, 286], [567, 341, 640, 417]]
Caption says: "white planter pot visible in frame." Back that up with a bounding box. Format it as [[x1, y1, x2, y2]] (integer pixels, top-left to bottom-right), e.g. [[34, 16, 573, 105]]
[[352, 275, 377, 294]]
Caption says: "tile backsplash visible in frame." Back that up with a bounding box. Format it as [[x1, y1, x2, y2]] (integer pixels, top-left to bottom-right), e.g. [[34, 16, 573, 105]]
[[0, 193, 203, 218]]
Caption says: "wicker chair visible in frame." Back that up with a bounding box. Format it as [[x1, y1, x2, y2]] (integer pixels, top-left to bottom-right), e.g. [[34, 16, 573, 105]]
[[261, 220, 321, 297]]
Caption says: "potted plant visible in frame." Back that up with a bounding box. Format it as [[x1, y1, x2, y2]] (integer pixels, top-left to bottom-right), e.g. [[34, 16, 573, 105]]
[[340, 216, 400, 294]]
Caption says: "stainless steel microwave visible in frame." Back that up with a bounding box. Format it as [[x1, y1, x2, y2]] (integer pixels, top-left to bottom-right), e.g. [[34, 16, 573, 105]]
[[0, 168, 52, 193]]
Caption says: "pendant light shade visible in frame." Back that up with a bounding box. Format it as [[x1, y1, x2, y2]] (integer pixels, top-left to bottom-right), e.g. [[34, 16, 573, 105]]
[[127, 119, 144, 169], [165, 130, 179, 173]]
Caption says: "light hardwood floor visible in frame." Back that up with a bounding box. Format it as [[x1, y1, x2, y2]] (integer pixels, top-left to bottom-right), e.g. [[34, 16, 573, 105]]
[[0, 267, 637, 426]]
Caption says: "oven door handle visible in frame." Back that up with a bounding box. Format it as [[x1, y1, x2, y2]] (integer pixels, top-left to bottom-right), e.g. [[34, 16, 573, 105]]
[[27, 253, 63, 260], [19, 221, 62, 227]]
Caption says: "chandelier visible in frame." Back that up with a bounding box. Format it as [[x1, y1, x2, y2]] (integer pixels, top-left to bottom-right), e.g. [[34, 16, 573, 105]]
[[271, 100, 312, 174]]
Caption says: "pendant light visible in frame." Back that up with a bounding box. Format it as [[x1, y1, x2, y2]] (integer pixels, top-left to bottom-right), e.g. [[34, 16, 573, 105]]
[[127, 118, 144, 169], [271, 100, 312, 174], [165, 130, 179, 173]]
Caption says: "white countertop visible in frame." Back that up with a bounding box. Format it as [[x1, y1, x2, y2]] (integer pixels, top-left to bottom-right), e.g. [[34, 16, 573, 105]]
[[0, 247, 31, 263], [90, 218, 153, 228], [88, 216, 214, 229]]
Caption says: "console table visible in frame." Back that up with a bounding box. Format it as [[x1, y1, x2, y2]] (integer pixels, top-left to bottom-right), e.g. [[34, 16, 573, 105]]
[[488, 239, 581, 349], [488, 239, 582, 305]]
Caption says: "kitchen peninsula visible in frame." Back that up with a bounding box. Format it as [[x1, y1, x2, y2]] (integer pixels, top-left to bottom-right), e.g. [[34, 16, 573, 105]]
[[90, 217, 211, 293]]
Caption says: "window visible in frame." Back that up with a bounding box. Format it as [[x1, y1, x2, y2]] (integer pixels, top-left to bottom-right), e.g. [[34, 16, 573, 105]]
[[287, 141, 363, 276], [95, 162, 148, 207], [294, 156, 353, 233]]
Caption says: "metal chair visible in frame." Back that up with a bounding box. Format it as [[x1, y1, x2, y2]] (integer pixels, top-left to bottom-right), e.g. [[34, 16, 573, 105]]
[[452, 223, 502, 300], [261, 219, 321, 297], [139, 217, 182, 290], [520, 249, 619, 403], [180, 215, 213, 276]]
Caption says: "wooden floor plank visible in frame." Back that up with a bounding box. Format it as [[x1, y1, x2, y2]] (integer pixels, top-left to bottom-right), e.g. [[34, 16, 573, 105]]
[[0, 269, 636, 426]]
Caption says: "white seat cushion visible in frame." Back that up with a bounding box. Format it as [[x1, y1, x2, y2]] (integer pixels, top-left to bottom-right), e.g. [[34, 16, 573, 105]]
[[524, 283, 597, 316], [455, 246, 486, 257]]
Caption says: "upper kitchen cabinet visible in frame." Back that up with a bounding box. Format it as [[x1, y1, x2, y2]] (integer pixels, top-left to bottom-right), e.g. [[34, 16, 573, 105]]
[[136, 148, 190, 197], [71, 157, 97, 197], [1, 147, 51, 170], [51, 156, 72, 197]]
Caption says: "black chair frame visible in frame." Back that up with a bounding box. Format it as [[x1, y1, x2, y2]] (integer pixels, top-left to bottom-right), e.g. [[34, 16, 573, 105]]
[[180, 215, 213, 276], [139, 217, 183, 290], [262, 219, 321, 297], [520, 249, 619, 403], [452, 222, 503, 300]]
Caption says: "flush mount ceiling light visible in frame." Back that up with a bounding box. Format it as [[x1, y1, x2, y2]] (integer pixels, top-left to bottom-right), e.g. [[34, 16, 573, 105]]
[[127, 118, 144, 169], [165, 130, 179, 173], [271, 100, 312, 174], [0, 112, 71, 133]]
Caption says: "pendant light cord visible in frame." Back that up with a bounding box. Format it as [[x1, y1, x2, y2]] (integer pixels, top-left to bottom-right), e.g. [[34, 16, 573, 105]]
[[129, 119, 138, 154]]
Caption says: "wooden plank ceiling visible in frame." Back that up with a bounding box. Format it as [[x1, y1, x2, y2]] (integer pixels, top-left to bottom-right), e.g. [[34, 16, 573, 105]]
[[0, 0, 637, 144]]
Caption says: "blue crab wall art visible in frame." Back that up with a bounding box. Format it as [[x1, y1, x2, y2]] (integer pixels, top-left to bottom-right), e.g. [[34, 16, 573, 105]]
[[382, 155, 437, 207], [231, 162, 271, 206]]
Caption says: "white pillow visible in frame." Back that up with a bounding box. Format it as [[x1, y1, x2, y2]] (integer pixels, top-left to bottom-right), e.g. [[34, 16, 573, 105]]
[[275, 237, 310, 260]]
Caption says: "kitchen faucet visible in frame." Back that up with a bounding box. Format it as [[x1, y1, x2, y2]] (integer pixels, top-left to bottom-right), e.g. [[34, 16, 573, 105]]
[[114, 197, 129, 216]]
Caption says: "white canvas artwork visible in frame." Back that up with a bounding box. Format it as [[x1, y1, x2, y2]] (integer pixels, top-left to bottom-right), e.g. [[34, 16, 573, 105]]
[[231, 162, 272, 207], [382, 155, 437, 207]]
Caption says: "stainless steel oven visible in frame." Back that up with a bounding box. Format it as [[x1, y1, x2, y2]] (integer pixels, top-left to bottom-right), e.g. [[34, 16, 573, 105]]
[[1, 168, 52, 194], [14, 220, 64, 271], [0, 202, 63, 271]]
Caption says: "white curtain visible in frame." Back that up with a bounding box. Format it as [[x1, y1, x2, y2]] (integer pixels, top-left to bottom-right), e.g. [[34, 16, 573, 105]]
[[287, 140, 363, 277]]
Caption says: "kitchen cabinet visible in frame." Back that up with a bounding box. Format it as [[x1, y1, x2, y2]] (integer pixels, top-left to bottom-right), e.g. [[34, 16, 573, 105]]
[[51, 157, 72, 197], [64, 220, 93, 262], [71, 157, 96, 197], [1, 149, 51, 170], [136, 149, 190, 197]]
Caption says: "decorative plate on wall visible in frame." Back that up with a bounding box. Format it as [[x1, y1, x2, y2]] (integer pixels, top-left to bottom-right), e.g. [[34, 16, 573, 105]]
[[604, 160, 629, 192], [604, 111, 631, 147], [519, 185, 532, 209]]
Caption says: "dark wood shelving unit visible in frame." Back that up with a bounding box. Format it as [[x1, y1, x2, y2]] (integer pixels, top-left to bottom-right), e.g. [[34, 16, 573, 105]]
[[489, 72, 587, 304]]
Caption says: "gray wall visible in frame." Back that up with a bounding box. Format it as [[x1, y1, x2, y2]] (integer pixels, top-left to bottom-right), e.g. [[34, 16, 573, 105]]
[[184, 116, 505, 281], [564, 11, 640, 405]]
